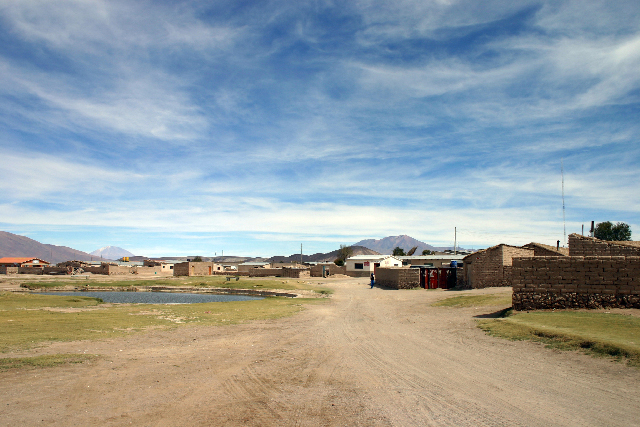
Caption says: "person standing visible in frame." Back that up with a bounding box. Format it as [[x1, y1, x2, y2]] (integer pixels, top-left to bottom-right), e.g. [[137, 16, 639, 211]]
[[370, 272, 375, 289]]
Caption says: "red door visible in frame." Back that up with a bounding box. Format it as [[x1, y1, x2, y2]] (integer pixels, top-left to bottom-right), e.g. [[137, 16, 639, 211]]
[[428, 269, 439, 289]]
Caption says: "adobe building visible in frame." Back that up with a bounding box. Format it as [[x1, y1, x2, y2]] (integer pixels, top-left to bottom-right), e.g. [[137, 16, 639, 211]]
[[173, 262, 225, 276], [344, 255, 402, 277], [462, 245, 534, 288]]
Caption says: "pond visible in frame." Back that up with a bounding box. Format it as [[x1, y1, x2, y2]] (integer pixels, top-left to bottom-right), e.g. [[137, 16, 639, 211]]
[[38, 291, 263, 304]]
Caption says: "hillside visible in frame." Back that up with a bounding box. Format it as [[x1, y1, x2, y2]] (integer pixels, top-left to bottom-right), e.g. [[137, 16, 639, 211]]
[[0, 231, 100, 264]]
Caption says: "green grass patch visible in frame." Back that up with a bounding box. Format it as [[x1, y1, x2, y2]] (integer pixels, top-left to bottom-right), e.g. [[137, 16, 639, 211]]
[[432, 293, 512, 307], [0, 292, 326, 353], [0, 354, 98, 371], [20, 276, 332, 294], [478, 311, 640, 367]]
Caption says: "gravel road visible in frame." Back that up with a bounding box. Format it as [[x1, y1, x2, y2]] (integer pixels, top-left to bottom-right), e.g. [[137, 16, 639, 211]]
[[1, 277, 639, 426]]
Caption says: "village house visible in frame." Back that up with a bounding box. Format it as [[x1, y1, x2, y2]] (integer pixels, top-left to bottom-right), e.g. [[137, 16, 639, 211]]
[[0, 257, 50, 267], [173, 261, 225, 276], [344, 255, 402, 277]]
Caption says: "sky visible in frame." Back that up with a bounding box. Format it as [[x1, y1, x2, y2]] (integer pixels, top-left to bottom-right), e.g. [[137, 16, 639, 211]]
[[1, 0, 639, 257]]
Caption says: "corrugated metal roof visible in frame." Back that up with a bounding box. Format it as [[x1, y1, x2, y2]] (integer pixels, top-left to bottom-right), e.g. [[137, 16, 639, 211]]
[[398, 255, 466, 260], [346, 255, 399, 261]]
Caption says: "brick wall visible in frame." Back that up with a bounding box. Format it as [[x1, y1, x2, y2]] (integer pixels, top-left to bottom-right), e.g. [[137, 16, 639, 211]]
[[310, 264, 347, 277], [569, 233, 640, 257], [375, 267, 420, 289], [512, 256, 640, 310]]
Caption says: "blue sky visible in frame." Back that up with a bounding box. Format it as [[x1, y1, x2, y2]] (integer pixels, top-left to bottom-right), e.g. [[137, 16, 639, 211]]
[[1, 0, 639, 257]]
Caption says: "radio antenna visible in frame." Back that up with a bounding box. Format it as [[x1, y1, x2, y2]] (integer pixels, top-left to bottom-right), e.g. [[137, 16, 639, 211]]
[[561, 159, 566, 245]]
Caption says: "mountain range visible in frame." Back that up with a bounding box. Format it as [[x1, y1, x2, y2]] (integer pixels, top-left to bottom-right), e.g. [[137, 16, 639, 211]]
[[0, 230, 462, 265], [0, 231, 99, 264], [353, 235, 458, 254]]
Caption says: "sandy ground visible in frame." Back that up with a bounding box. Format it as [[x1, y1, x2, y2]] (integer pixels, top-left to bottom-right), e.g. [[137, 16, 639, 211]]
[[1, 277, 640, 426]]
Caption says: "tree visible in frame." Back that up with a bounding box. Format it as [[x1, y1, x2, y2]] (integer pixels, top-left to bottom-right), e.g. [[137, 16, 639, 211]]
[[392, 247, 406, 256], [406, 246, 418, 256], [335, 244, 353, 265], [594, 221, 632, 241], [421, 249, 435, 255], [191, 256, 203, 262]]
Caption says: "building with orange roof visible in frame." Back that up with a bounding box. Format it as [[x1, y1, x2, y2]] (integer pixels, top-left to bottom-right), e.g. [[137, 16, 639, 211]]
[[0, 257, 50, 267]]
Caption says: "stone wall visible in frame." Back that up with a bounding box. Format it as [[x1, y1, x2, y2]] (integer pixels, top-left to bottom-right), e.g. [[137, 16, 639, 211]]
[[512, 256, 640, 310], [569, 233, 640, 257], [310, 264, 347, 277], [375, 267, 420, 289]]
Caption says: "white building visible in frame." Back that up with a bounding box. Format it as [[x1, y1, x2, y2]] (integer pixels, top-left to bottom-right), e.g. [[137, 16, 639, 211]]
[[344, 255, 402, 277]]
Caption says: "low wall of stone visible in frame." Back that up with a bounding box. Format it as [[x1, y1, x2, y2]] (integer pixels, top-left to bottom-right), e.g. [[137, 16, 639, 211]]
[[512, 256, 640, 310], [0, 266, 19, 274], [375, 267, 420, 289]]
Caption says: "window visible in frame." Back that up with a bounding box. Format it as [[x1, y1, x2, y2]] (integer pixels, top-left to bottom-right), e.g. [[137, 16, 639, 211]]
[[355, 263, 364, 270]]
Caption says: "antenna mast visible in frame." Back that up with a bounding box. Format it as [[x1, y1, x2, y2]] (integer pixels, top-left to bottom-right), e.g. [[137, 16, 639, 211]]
[[561, 159, 566, 245]]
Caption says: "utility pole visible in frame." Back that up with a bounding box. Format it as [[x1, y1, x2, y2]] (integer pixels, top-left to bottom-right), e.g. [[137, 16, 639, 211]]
[[300, 243, 303, 265], [454, 227, 457, 255]]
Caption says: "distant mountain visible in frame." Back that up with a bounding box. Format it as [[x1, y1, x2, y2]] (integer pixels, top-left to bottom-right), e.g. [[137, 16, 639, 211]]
[[354, 235, 446, 254], [268, 245, 380, 263], [0, 231, 98, 264], [90, 246, 135, 260]]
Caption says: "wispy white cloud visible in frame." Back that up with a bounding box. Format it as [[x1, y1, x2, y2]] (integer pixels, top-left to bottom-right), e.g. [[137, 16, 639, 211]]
[[0, 0, 638, 255]]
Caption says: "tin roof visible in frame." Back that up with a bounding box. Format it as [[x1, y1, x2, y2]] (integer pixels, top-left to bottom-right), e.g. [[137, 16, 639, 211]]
[[346, 255, 401, 261]]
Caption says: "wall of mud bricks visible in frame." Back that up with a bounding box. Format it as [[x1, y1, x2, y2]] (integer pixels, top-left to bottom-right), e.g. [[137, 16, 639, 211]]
[[0, 266, 18, 274], [464, 246, 533, 289], [569, 234, 640, 257], [310, 264, 347, 277], [512, 256, 640, 310], [17, 267, 45, 274], [246, 267, 310, 278], [282, 268, 310, 278], [375, 267, 420, 289]]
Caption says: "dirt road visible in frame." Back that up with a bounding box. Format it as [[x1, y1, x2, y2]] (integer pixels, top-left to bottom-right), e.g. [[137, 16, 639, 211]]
[[2, 278, 639, 426]]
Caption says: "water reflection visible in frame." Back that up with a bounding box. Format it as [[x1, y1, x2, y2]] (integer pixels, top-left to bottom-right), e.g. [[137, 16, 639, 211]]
[[39, 291, 263, 304]]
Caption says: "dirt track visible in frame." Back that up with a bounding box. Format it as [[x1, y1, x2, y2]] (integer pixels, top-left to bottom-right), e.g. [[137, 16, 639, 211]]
[[2, 278, 640, 426]]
